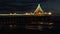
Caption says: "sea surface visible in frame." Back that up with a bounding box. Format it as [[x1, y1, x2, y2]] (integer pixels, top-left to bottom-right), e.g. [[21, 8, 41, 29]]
[[0, 16, 59, 34]]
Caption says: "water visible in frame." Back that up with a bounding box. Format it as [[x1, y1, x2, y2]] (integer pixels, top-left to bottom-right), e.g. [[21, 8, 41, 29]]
[[0, 16, 59, 34]]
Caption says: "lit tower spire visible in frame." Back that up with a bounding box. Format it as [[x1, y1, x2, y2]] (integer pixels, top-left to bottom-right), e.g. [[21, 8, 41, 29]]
[[34, 4, 44, 16]]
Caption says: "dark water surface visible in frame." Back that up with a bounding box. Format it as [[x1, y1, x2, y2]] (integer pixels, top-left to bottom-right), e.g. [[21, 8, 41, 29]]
[[0, 16, 59, 34]]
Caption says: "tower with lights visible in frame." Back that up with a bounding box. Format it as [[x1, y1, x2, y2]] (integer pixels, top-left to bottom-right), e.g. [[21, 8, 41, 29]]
[[34, 4, 44, 16]]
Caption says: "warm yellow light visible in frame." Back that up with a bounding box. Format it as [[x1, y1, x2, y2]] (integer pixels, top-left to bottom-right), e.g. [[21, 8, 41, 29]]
[[25, 13, 29, 15], [39, 12, 41, 14], [48, 12, 52, 15]]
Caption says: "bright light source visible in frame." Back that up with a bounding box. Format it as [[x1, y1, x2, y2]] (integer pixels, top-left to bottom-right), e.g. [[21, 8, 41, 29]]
[[48, 12, 52, 15], [25, 13, 30, 15], [25, 13, 28, 15], [39, 12, 41, 14]]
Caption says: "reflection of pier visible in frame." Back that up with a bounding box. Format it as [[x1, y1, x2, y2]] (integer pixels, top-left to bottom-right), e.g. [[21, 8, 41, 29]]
[[0, 16, 52, 24], [0, 13, 51, 16], [0, 15, 54, 31]]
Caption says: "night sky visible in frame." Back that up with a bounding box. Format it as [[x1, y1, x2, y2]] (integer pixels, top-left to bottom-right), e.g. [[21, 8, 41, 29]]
[[0, 0, 60, 13]]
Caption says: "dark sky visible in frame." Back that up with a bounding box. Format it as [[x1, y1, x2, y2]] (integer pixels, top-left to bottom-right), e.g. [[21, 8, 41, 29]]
[[0, 0, 60, 13]]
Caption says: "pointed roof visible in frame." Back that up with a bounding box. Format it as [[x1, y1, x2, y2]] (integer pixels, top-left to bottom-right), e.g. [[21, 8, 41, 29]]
[[34, 4, 44, 14]]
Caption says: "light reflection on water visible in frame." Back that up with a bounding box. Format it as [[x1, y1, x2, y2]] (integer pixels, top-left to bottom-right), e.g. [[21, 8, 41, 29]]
[[25, 22, 54, 31], [0, 16, 59, 34]]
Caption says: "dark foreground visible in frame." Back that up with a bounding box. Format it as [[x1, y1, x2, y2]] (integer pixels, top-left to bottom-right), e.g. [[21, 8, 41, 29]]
[[0, 16, 59, 34]]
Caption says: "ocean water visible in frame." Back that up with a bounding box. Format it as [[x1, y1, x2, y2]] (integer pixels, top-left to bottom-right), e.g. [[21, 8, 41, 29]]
[[0, 16, 59, 34]]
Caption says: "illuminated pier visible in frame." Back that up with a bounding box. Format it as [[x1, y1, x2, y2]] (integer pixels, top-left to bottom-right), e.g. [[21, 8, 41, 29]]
[[0, 12, 52, 16], [0, 14, 32, 16], [0, 4, 53, 31]]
